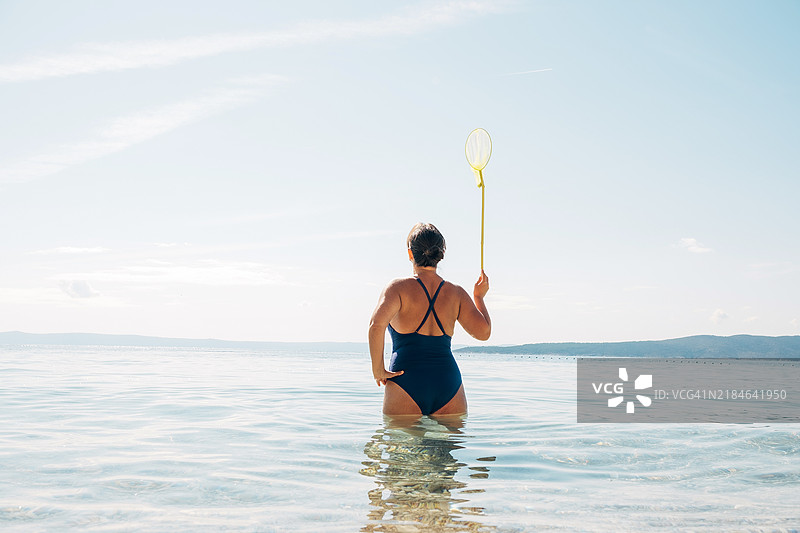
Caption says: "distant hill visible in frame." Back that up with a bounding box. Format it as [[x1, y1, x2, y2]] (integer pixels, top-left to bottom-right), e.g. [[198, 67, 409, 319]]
[[0, 331, 367, 353], [454, 335, 800, 358], [3, 331, 799, 358]]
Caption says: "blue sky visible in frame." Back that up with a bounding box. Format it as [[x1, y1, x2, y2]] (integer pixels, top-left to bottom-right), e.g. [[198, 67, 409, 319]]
[[1, 0, 798, 344]]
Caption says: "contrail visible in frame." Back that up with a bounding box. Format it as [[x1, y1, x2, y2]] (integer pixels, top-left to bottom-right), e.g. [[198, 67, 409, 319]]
[[504, 68, 553, 76], [0, 1, 502, 84], [0, 75, 287, 183]]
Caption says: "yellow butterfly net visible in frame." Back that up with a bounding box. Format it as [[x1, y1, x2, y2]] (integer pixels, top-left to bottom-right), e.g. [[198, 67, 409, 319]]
[[465, 128, 492, 187], [465, 128, 492, 269]]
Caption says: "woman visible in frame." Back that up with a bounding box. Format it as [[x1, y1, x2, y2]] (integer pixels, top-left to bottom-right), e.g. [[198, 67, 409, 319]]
[[368, 223, 491, 416]]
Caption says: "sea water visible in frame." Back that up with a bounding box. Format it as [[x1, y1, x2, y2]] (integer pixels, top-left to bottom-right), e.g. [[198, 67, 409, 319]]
[[1, 345, 798, 532]]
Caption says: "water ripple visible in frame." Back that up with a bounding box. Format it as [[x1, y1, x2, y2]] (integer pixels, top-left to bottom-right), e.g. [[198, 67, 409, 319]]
[[0, 347, 798, 531]]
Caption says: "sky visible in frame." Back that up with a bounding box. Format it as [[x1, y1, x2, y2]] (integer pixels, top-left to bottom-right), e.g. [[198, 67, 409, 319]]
[[1, 0, 799, 345]]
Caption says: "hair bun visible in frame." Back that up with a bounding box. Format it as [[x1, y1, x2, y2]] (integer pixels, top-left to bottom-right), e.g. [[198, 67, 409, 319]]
[[406, 223, 446, 268]]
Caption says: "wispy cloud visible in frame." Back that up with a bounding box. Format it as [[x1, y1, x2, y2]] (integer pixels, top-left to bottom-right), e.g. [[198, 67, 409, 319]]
[[58, 259, 289, 287], [486, 293, 537, 310], [678, 237, 713, 253], [0, 75, 286, 184], [503, 68, 553, 76], [59, 280, 101, 299], [197, 206, 329, 227], [710, 308, 729, 323], [302, 230, 397, 242], [0, 286, 125, 307], [0, 1, 501, 84], [0, 287, 67, 306], [746, 262, 798, 279], [623, 285, 658, 292], [30, 246, 111, 255]]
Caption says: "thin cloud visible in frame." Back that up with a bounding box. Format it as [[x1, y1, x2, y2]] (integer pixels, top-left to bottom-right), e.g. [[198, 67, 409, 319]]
[[303, 230, 398, 242], [623, 285, 658, 292], [59, 280, 101, 299], [710, 308, 729, 323], [0, 1, 502, 83], [0, 75, 286, 184], [30, 246, 111, 255], [503, 68, 553, 76], [59, 259, 289, 287], [678, 237, 713, 253], [486, 293, 537, 311], [0, 287, 67, 305], [0, 286, 125, 307], [746, 262, 798, 278], [199, 206, 329, 227]]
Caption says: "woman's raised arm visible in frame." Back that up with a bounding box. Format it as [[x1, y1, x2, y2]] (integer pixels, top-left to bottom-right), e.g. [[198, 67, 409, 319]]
[[457, 271, 491, 341]]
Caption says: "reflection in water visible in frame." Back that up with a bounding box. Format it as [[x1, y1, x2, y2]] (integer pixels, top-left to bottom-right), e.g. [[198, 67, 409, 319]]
[[360, 415, 496, 532]]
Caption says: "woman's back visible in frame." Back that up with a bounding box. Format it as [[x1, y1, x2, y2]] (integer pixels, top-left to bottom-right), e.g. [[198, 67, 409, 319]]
[[388, 275, 459, 337]]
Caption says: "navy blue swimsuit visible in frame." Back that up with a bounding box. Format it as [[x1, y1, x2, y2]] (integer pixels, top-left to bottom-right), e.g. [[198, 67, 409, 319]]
[[387, 278, 462, 415]]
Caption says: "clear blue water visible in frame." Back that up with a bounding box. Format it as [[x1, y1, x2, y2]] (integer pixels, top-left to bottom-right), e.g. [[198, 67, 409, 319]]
[[1, 345, 799, 532]]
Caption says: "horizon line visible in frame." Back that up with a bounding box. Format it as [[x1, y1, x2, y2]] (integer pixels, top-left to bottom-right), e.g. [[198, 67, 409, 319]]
[[1, 330, 796, 347]]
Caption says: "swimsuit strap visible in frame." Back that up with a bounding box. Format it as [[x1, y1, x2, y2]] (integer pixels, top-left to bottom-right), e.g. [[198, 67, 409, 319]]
[[414, 278, 446, 335]]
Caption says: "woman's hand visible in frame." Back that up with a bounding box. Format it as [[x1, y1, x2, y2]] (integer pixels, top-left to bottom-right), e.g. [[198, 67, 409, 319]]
[[373, 368, 404, 386], [473, 270, 489, 299]]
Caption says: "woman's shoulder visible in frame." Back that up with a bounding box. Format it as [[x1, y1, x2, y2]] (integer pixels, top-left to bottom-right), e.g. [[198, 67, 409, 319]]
[[388, 277, 466, 294], [442, 280, 469, 300], [383, 277, 416, 292], [383, 276, 441, 289], [442, 279, 463, 290]]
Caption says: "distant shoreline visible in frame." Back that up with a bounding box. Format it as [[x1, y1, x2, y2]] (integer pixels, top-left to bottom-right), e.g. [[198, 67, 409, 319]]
[[454, 334, 800, 359], [2, 331, 799, 358], [0, 331, 365, 352]]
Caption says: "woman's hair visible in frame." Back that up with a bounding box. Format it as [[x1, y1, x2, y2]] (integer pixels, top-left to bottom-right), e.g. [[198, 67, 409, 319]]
[[407, 223, 446, 267]]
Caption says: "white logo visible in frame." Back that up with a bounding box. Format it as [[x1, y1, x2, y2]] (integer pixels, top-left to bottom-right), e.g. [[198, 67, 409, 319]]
[[592, 368, 653, 414]]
